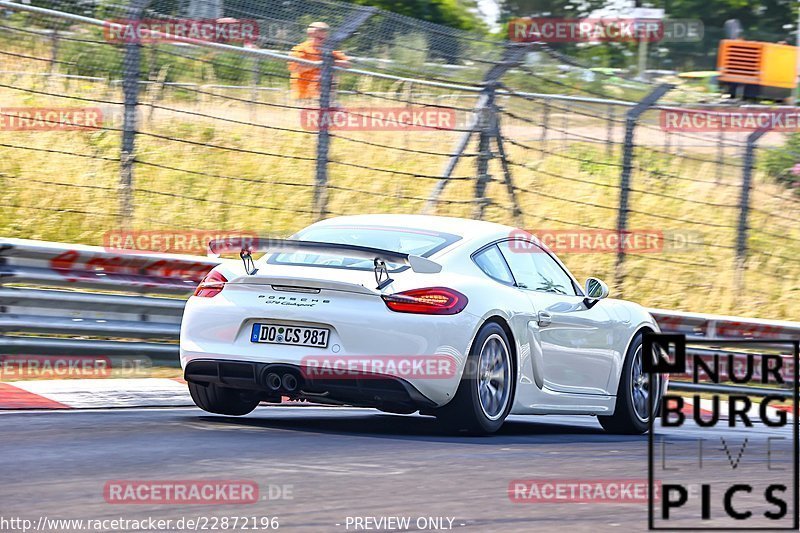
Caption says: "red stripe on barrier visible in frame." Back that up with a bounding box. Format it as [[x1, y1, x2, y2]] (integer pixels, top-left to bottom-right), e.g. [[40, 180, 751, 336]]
[[682, 398, 715, 416], [0, 382, 70, 409]]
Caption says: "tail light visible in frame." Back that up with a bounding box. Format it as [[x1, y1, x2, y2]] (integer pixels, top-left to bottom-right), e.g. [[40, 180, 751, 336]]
[[193, 270, 227, 297], [382, 287, 468, 315]]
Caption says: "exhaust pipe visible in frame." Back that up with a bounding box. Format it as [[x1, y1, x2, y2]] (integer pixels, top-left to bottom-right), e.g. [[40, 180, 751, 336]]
[[282, 373, 298, 392], [265, 373, 282, 391]]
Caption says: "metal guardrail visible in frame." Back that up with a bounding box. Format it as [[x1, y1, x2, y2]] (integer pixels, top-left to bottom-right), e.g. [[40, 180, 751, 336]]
[[0, 238, 218, 363], [668, 381, 793, 399], [0, 238, 797, 395], [648, 308, 800, 340]]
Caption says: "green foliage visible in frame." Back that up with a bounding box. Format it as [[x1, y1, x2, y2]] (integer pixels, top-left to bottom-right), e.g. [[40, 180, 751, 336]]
[[343, 0, 488, 32], [762, 133, 800, 192], [497, 0, 798, 71], [498, 0, 605, 20]]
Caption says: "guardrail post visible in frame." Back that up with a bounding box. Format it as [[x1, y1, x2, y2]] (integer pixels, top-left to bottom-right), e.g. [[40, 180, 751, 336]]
[[735, 127, 770, 291], [614, 84, 672, 296], [119, 0, 148, 229], [313, 7, 376, 221]]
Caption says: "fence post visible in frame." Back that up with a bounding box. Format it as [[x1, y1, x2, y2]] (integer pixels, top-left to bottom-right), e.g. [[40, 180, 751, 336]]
[[250, 56, 262, 120], [426, 43, 534, 214], [735, 127, 770, 290], [614, 84, 672, 295], [716, 128, 725, 184], [312, 7, 376, 221], [492, 111, 523, 226], [540, 99, 549, 156], [119, 0, 147, 229], [605, 103, 614, 159], [49, 28, 59, 76], [473, 88, 496, 219]]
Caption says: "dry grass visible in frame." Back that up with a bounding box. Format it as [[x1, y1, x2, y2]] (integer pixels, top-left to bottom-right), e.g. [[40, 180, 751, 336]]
[[0, 44, 798, 321]]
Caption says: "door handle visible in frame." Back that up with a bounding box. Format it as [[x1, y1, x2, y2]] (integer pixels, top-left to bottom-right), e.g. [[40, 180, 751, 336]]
[[537, 311, 552, 327]]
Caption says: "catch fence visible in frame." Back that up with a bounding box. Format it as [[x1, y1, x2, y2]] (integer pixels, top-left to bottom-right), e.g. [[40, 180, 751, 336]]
[[0, 0, 797, 320]]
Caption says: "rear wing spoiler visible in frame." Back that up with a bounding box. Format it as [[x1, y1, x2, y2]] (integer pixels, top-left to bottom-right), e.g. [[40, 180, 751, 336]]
[[207, 237, 442, 280]]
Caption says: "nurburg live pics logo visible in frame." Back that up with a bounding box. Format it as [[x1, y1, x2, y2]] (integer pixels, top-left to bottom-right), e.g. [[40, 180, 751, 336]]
[[644, 333, 799, 530]]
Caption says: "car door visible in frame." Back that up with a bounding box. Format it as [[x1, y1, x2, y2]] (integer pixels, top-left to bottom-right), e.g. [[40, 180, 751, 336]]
[[498, 239, 617, 395]]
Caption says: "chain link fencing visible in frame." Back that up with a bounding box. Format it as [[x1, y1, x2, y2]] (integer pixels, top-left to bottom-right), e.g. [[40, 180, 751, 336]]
[[0, 0, 797, 320]]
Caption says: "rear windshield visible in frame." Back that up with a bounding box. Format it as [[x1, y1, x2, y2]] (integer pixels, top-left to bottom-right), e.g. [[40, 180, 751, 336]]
[[264, 225, 461, 271]]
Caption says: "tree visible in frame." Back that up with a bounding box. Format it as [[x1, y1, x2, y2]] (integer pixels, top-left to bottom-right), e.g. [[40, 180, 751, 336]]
[[342, 0, 488, 32], [498, 0, 607, 21], [666, 0, 794, 41]]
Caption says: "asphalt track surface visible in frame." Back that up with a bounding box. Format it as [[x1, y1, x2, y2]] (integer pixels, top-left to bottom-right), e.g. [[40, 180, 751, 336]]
[[1, 406, 796, 532]]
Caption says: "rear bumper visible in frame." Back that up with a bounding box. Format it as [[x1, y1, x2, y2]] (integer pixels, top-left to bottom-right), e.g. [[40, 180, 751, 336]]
[[184, 359, 438, 413], [180, 289, 482, 406]]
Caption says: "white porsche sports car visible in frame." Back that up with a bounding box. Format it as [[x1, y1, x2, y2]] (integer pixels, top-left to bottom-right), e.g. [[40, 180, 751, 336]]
[[181, 214, 666, 434]]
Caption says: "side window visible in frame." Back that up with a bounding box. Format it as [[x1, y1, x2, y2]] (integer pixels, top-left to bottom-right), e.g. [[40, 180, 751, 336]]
[[498, 240, 577, 296], [473, 244, 515, 285]]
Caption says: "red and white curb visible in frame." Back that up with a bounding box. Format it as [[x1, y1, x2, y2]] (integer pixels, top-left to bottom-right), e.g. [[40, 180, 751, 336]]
[[0, 380, 795, 416], [0, 378, 192, 409]]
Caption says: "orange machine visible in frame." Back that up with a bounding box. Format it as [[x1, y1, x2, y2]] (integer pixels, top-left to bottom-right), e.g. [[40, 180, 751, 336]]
[[717, 39, 797, 101]]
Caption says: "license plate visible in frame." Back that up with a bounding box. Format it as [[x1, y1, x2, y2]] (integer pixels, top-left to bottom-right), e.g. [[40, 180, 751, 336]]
[[250, 323, 330, 348]]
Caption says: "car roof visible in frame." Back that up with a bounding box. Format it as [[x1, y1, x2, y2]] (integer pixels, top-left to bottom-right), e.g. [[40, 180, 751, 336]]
[[310, 214, 516, 242]]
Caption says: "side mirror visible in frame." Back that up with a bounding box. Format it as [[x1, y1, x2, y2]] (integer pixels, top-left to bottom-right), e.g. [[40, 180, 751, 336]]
[[584, 277, 609, 308]]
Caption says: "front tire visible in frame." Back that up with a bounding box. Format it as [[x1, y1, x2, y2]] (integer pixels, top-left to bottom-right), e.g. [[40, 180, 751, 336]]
[[598, 332, 660, 434], [437, 322, 514, 435], [188, 381, 260, 416]]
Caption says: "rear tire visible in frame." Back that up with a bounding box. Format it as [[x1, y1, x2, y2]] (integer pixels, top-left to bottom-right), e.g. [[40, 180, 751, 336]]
[[437, 322, 514, 435], [188, 381, 260, 416], [598, 332, 660, 434]]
